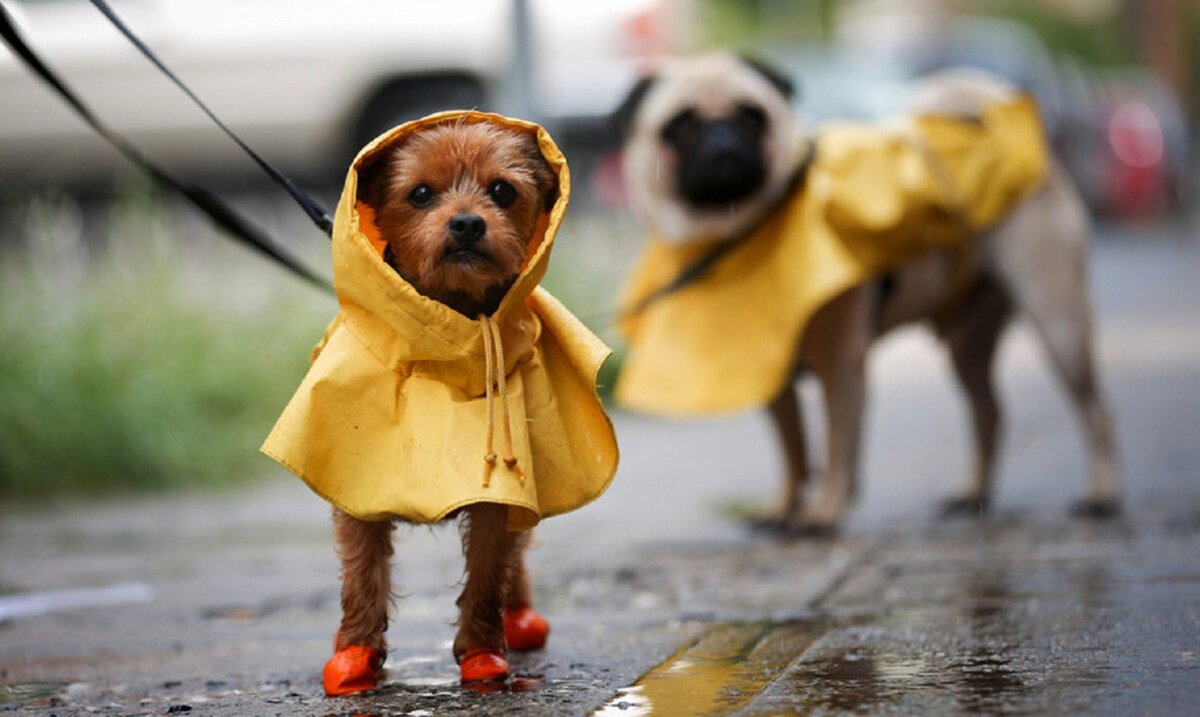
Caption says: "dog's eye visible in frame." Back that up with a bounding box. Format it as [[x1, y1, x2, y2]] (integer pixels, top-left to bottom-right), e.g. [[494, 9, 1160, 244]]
[[734, 103, 767, 133], [661, 109, 700, 144], [489, 180, 517, 208], [407, 184, 435, 208]]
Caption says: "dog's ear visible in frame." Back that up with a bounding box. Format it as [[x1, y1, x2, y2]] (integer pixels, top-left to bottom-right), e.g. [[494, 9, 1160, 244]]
[[738, 54, 798, 102], [611, 74, 658, 141], [535, 157, 559, 213], [515, 132, 559, 213], [541, 177, 559, 213], [356, 151, 391, 210]]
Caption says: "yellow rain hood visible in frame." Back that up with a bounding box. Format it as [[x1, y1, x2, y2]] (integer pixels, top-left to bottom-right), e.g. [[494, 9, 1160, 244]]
[[617, 96, 1049, 416], [263, 111, 618, 531]]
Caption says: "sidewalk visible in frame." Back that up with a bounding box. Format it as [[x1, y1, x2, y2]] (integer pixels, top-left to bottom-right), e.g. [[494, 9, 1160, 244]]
[[3, 477, 1198, 716]]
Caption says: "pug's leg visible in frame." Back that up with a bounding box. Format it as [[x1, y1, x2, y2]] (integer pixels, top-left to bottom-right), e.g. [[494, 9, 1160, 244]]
[[760, 381, 810, 531], [989, 169, 1120, 517], [455, 503, 520, 680], [938, 276, 1012, 517], [1012, 270, 1120, 518], [798, 288, 871, 534]]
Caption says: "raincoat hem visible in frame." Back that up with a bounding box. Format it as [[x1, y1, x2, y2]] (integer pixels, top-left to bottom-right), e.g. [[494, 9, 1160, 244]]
[[261, 445, 543, 527]]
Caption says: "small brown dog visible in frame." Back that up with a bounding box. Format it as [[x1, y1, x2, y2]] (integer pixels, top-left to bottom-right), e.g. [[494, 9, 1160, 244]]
[[263, 113, 617, 695], [331, 121, 558, 686]]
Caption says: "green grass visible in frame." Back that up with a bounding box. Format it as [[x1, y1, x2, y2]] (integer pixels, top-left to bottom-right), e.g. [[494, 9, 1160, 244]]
[[0, 187, 333, 498]]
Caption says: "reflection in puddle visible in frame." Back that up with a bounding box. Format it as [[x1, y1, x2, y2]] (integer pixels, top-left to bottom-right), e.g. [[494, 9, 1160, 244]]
[[0, 681, 68, 705], [593, 620, 828, 716], [784, 567, 1057, 714], [952, 653, 1026, 713], [383, 654, 543, 693], [323, 675, 543, 717], [394, 675, 457, 689], [800, 649, 1016, 708], [460, 676, 542, 694], [794, 649, 888, 712], [0, 582, 153, 621], [787, 642, 1029, 713]]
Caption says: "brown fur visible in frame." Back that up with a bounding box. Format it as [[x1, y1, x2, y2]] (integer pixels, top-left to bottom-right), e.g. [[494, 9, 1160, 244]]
[[360, 121, 557, 317], [333, 505, 536, 662], [333, 122, 556, 664]]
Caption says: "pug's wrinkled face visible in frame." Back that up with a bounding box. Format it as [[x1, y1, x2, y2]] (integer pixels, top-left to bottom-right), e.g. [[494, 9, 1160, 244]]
[[661, 99, 771, 208], [616, 53, 804, 245]]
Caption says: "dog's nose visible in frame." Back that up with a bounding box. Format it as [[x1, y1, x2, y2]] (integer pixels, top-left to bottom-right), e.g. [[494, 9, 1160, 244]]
[[698, 121, 753, 166], [448, 214, 486, 245]]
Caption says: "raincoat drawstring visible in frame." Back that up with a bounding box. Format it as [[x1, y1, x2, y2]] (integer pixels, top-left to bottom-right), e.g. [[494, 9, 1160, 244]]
[[479, 315, 526, 488]]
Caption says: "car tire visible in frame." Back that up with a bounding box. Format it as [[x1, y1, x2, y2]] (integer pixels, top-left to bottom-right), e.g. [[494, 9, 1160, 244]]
[[352, 76, 487, 153]]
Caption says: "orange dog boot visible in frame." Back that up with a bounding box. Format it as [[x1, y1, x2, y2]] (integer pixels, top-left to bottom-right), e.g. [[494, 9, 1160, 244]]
[[459, 646, 509, 683], [503, 604, 550, 652], [323, 645, 384, 696]]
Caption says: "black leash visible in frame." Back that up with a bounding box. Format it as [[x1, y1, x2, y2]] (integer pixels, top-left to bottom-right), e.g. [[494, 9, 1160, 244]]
[[619, 144, 816, 321], [0, 1, 331, 291], [86, 0, 333, 236]]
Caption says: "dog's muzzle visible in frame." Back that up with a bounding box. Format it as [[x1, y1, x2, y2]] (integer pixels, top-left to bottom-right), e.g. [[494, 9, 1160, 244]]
[[677, 121, 767, 208]]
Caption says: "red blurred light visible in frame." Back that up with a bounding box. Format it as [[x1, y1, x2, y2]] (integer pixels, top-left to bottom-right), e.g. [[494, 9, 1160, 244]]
[[1108, 100, 1165, 168]]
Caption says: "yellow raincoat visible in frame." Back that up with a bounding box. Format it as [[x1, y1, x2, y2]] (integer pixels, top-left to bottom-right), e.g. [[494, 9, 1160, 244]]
[[262, 112, 618, 531], [617, 96, 1049, 416]]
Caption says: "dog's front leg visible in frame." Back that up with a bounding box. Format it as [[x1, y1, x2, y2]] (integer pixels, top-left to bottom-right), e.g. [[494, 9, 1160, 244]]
[[805, 356, 866, 534], [325, 509, 394, 696], [455, 503, 521, 681], [760, 381, 810, 532], [799, 288, 871, 534]]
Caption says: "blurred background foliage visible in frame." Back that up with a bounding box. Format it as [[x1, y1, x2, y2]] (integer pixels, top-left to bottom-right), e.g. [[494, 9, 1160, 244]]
[[696, 0, 1195, 72], [0, 182, 330, 498]]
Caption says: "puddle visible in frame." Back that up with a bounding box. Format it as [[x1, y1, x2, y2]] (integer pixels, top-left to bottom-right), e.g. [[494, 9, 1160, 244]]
[[0, 681, 68, 705], [783, 643, 1031, 713], [460, 676, 542, 694], [0, 582, 153, 622], [592, 619, 830, 716], [779, 568, 1037, 714]]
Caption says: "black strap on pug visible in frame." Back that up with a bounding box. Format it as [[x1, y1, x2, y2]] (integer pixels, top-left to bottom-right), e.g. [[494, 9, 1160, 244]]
[[0, 1, 331, 292], [620, 143, 817, 321]]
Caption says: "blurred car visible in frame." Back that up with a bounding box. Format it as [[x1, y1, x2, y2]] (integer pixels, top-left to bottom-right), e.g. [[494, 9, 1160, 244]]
[[769, 46, 914, 124], [0, 0, 681, 190], [834, 10, 1193, 220]]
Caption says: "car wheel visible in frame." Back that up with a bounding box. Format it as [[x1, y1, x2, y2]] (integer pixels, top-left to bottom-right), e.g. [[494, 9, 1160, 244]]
[[352, 76, 487, 152]]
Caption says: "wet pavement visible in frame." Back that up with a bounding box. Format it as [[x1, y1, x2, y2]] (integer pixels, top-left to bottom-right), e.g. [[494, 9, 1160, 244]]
[[2, 229, 1200, 715], [750, 514, 1200, 716]]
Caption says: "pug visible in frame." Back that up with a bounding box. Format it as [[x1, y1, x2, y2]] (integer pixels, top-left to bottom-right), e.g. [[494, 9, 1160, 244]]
[[613, 53, 1119, 534]]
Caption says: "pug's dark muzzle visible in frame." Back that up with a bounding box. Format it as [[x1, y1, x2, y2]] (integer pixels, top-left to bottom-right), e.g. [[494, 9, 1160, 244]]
[[676, 120, 767, 209]]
